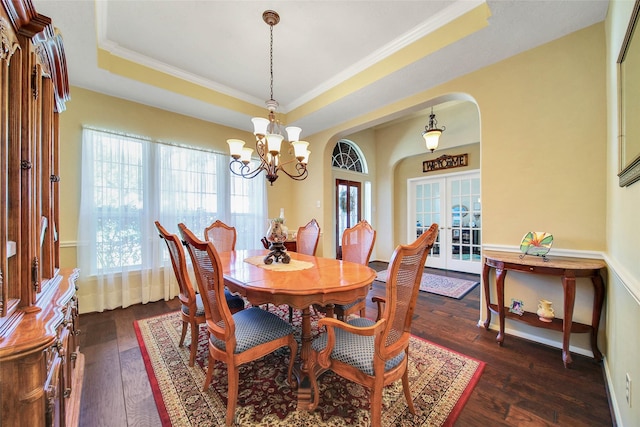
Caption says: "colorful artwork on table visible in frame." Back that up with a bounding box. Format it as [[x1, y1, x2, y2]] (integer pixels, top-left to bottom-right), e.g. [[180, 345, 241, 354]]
[[520, 231, 553, 257]]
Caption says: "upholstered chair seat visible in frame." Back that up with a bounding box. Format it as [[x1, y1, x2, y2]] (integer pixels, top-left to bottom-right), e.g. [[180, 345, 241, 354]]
[[311, 317, 404, 375], [211, 307, 296, 353], [181, 291, 243, 318], [181, 293, 206, 318]]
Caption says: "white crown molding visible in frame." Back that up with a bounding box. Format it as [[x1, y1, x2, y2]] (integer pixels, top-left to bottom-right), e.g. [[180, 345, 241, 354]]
[[287, 0, 487, 111]]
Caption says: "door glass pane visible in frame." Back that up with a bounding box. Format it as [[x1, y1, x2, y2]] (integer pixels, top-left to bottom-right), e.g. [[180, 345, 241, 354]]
[[451, 180, 460, 195], [338, 183, 348, 242], [349, 186, 358, 225], [449, 175, 481, 263], [416, 182, 440, 258]]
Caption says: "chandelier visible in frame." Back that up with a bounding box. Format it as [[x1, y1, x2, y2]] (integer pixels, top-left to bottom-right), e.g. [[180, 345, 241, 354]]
[[228, 10, 310, 185], [421, 107, 446, 152]]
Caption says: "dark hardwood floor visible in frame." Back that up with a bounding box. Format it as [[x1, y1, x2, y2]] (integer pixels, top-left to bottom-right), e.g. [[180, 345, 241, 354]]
[[78, 261, 614, 426]]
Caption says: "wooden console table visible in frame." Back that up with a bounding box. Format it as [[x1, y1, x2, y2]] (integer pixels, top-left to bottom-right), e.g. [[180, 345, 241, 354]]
[[482, 250, 606, 367]]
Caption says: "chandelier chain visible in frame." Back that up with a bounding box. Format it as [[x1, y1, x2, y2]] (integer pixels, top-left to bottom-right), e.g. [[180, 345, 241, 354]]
[[269, 23, 274, 102]]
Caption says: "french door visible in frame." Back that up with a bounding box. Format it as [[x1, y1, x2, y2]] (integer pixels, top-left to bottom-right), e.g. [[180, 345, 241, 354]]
[[408, 171, 481, 274], [335, 180, 361, 259]]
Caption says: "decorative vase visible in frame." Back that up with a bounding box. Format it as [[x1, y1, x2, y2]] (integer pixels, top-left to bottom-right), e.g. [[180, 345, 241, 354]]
[[536, 299, 555, 322], [266, 218, 288, 244], [264, 218, 290, 264]]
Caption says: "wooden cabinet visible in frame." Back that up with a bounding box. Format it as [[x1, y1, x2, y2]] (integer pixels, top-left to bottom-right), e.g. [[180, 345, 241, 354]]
[[0, 1, 82, 425]]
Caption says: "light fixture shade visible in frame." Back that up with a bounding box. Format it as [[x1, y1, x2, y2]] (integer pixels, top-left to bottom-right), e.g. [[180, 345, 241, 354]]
[[252, 117, 270, 135], [266, 133, 284, 154], [421, 108, 445, 153], [301, 150, 311, 164], [291, 140, 309, 159], [240, 147, 253, 163], [423, 130, 442, 152], [227, 139, 245, 158], [285, 126, 302, 142]]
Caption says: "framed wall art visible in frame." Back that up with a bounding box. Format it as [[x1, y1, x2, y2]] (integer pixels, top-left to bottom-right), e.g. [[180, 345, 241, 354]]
[[618, 0, 640, 187]]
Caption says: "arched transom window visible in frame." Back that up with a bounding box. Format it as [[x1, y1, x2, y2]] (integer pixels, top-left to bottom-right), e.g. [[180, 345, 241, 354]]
[[331, 139, 366, 173]]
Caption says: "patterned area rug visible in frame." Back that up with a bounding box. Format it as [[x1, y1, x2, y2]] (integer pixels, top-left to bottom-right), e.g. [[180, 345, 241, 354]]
[[135, 306, 484, 426], [375, 270, 479, 300]]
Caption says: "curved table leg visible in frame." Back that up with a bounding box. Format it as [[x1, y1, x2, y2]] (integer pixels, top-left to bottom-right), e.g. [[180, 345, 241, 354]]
[[496, 268, 507, 345], [482, 262, 492, 329], [561, 275, 576, 368], [590, 273, 605, 362]]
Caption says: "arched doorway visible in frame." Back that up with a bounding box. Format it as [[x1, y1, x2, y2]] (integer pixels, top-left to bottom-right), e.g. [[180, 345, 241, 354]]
[[332, 139, 370, 258]]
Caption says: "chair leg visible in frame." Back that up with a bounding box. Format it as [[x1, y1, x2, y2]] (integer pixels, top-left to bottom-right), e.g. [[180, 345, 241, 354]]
[[287, 337, 299, 388], [203, 351, 215, 391], [188, 320, 198, 367], [307, 351, 321, 411], [402, 367, 416, 414], [179, 319, 188, 347], [370, 384, 384, 427], [226, 363, 240, 426]]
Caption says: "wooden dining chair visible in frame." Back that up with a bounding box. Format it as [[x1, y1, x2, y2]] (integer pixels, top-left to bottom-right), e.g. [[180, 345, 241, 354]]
[[307, 223, 438, 427], [156, 221, 245, 365], [204, 219, 236, 251], [296, 218, 320, 256], [155, 221, 206, 366], [333, 220, 377, 320], [178, 223, 298, 426]]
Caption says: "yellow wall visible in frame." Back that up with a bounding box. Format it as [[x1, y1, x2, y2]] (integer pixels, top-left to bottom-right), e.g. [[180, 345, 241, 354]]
[[294, 23, 606, 258], [360, 25, 609, 361], [287, 20, 610, 376]]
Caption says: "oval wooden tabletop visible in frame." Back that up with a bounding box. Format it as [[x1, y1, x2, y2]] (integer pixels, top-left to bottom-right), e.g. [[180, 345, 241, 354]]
[[218, 249, 376, 307]]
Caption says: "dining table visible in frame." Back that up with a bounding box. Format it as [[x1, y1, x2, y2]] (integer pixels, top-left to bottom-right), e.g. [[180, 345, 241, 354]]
[[218, 249, 377, 410]]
